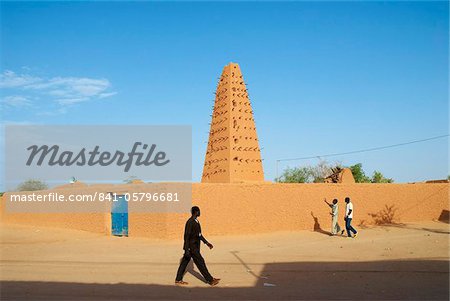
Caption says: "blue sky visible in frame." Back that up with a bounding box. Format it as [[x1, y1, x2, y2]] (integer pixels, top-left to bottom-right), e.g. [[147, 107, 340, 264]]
[[1, 1, 448, 185]]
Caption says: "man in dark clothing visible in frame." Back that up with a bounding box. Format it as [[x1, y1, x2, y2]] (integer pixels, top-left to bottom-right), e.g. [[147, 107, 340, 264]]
[[175, 206, 220, 286]]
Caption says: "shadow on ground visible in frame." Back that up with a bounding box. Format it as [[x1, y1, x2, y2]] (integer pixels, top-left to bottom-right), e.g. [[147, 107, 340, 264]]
[[186, 259, 205, 283], [2, 260, 448, 300], [310, 211, 331, 236]]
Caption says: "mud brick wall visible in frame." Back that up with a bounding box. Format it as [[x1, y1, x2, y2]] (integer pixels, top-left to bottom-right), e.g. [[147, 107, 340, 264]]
[[2, 183, 448, 239]]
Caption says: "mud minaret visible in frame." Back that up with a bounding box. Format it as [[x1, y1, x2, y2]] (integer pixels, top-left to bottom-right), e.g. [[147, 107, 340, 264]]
[[202, 63, 264, 183]]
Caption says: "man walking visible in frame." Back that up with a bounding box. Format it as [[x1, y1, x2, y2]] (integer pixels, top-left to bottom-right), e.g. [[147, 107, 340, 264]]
[[324, 198, 342, 236], [175, 206, 220, 286], [344, 197, 358, 238]]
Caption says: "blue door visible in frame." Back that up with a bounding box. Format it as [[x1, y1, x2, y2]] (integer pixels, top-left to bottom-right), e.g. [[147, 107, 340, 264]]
[[111, 194, 128, 236]]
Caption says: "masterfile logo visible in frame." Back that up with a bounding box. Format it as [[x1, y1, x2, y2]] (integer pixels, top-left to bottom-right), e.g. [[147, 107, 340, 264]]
[[5, 125, 192, 189], [25, 142, 170, 172]]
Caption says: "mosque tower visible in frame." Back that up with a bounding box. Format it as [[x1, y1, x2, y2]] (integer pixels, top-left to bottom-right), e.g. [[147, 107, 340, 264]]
[[201, 63, 264, 183]]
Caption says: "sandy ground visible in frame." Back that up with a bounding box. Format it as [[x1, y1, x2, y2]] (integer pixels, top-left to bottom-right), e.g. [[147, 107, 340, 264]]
[[1, 221, 449, 300]]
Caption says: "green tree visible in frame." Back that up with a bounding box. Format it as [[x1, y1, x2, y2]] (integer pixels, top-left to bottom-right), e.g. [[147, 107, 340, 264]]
[[16, 179, 48, 191], [276, 160, 342, 183], [275, 166, 314, 183], [349, 163, 371, 183], [276, 162, 394, 183], [371, 171, 394, 183], [124, 175, 138, 184]]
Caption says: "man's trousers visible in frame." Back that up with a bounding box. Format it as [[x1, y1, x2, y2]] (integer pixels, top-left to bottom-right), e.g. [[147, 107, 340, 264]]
[[175, 247, 213, 283]]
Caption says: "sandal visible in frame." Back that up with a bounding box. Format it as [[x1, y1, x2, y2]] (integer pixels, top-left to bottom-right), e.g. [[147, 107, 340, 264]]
[[175, 280, 189, 285]]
